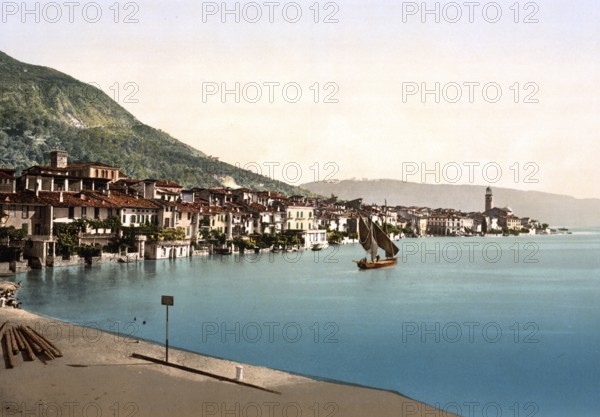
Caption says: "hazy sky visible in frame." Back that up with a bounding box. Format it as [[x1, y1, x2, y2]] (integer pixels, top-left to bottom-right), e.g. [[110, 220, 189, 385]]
[[1, 0, 598, 198]]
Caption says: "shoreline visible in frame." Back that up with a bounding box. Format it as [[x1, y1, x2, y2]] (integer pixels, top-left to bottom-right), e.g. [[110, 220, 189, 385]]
[[0, 307, 459, 417], [0, 228, 576, 276]]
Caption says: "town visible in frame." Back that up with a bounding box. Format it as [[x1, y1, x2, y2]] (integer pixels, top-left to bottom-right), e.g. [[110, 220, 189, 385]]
[[0, 151, 549, 272]]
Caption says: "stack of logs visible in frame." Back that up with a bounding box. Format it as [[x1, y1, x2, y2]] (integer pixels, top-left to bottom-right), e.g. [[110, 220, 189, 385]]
[[0, 321, 63, 368]]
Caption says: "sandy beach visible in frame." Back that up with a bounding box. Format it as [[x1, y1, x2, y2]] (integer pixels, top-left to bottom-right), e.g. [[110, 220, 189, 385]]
[[0, 306, 458, 417]]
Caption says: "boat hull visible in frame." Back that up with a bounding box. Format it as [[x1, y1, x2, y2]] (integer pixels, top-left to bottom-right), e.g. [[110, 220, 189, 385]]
[[311, 243, 328, 251], [353, 258, 397, 269]]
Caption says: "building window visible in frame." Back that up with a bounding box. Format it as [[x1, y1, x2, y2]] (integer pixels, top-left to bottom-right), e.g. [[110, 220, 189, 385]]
[[122, 215, 126, 223], [68, 207, 75, 219], [22, 206, 28, 219], [81, 207, 87, 218], [94, 207, 100, 219]]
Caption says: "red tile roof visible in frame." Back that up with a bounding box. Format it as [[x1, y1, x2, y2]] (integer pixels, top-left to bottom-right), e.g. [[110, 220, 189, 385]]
[[176, 202, 203, 212], [246, 203, 267, 212], [85, 190, 160, 209], [152, 180, 182, 188], [0, 192, 45, 205]]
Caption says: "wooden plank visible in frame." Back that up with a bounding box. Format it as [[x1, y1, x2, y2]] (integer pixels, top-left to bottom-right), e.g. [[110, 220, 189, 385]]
[[18, 325, 42, 353], [20, 326, 55, 359], [27, 326, 63, 357], [12, 326, 25, 351], [0, 321, 9, 341], [8, 327, 19, 354], [18, 326, 42, 352], [4, 330, 15, 369], [18, 329, 36, 362], [131, 353, 282, 395]]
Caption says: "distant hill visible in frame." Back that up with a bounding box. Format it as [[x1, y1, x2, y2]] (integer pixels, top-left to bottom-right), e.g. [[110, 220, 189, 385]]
[[0, 51, 308, 195], [302, 179, 600, 227]]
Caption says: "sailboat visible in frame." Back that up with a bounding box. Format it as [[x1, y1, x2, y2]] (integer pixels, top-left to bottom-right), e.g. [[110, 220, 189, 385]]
[[353, 215, 399, 269]]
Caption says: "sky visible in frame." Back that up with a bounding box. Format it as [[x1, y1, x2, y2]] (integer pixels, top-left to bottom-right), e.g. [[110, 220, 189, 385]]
[[1, 0, 599, 198]]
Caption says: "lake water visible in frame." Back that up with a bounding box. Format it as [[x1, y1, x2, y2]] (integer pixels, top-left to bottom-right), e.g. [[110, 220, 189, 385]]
[[15, 230, 600, 417]]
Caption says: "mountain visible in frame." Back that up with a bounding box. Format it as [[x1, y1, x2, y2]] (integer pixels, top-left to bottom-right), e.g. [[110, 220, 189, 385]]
[[302, 179, 600, 227], [0, 51, 308, 195]]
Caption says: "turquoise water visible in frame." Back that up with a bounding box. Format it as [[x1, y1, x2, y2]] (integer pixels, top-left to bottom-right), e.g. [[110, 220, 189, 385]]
[[15, 230, 600, 417]]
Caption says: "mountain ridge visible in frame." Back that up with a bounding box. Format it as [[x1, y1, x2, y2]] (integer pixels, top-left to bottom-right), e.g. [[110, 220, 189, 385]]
[[0, 51, 308, 195], [301, 179, 600, 227]]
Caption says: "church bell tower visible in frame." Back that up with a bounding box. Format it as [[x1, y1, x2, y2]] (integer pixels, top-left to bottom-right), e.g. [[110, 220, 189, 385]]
[[485, 187, 493, 212]]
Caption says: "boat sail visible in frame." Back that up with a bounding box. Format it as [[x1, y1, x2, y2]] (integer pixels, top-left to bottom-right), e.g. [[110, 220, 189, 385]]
[[354, 215, 399, 269]]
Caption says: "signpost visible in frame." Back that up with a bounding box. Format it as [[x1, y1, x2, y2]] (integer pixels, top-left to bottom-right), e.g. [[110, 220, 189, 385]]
[[161, 295, 174, 362]]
